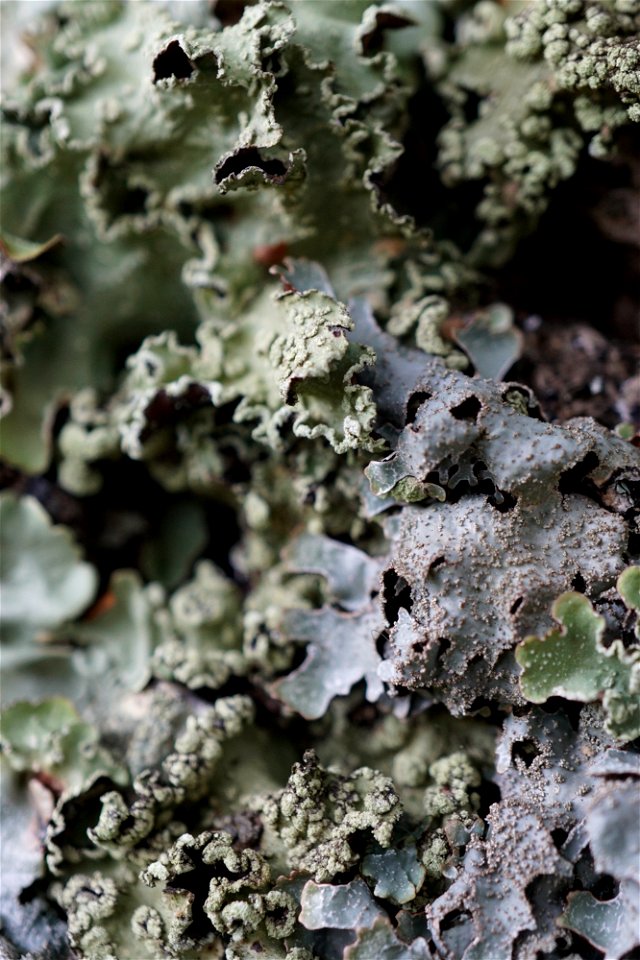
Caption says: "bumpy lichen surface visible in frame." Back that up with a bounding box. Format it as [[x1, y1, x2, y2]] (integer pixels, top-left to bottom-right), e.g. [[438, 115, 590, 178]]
[[1, 2, 639, 959]]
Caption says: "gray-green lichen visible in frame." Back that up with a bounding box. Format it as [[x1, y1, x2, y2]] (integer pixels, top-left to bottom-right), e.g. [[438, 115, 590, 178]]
[[151, 560, 245, 690], [433, 0, 640, 265], [142, 830, 294, 945], [258, 750, 402, 882], [88, 695, 254, 855], [1, 1, 639, 958]]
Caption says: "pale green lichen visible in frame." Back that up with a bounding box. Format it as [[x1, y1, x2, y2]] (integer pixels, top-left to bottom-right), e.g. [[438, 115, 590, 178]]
[[259, 750, 401, 882], [1, 1, 639, 958], [387, 294, 469, 370], [151, 560, 244, 690], [0, 697, 126, 797], [0, 0, 445, 473], [142, 830, 296, 944], [57, 287, 383, 497], [433, 0, 640, 264], [55, 864, 169, 960], [423, 752, 481, 820], [516, 575, 640, 741], [0, 493, 97, 646], [88, 695, 254, 856], [618, 564, 640, 618]]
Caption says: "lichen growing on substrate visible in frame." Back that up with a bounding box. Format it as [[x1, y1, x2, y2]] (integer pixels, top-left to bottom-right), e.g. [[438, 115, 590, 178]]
[[1, 1, 639, 959]]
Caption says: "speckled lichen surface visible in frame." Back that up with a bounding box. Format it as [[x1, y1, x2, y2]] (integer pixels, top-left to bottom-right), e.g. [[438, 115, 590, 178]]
[[1, 1, 639, 958]]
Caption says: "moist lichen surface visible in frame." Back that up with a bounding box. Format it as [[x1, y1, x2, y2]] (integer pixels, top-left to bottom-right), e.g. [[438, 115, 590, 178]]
[[1, 2, 639, 959]]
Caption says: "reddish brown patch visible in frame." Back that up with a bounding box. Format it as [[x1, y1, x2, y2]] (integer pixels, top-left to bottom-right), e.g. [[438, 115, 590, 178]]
[[85, 590, 117, 621], [373, 237, 407, 259], [441, 314, 466, 342], [253, 241, 288, 268], [32, 771, 64, 799]]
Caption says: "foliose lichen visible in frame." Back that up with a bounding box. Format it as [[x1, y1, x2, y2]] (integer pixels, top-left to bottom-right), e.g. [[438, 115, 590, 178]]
[[1, 1, 639, 958]]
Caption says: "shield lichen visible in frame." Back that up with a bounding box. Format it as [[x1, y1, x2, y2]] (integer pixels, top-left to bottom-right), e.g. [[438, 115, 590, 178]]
[[1, 1, 639, 958]]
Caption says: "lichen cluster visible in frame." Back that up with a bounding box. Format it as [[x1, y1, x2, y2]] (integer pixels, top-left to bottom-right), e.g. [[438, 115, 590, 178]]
[[1, 2, 639, 959]]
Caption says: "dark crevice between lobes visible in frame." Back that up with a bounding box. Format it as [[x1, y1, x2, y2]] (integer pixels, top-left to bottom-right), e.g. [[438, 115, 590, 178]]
[[215, 148, 288, 185], [406, 391, 431, 425], [509, 596, 523, 616], [382, 569, 413, 625], [450, 395, 482, 422], [139, 384, 212, 444], [166, 871, 213, 945], [433, 636, 450, 659], [360, 11, 415, 55], [571, 572, 587, 593], [211, 0, 257, 28], [488, 488, 517, 513], [511, 738, 540, 768], [153, 41, 194, 82], [558, 452, 603, 506]]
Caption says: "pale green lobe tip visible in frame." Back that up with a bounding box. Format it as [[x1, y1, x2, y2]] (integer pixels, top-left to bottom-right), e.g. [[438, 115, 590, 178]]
[[617, 565, 640, 612], [552, 591, 605, 640], [517, 581, 640, 741], [0, 232, 63, 263], [1, 0, 640, 955]]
